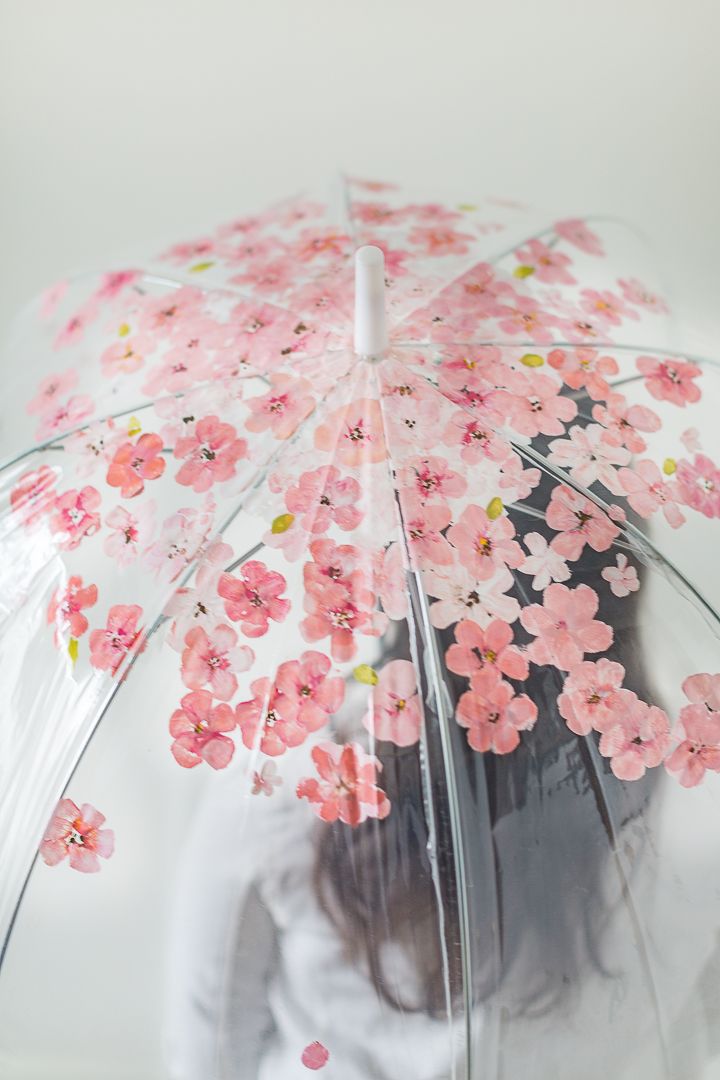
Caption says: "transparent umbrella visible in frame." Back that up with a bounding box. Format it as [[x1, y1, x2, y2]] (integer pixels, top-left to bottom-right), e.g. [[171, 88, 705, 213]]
[[1, 178, 720, 1080]]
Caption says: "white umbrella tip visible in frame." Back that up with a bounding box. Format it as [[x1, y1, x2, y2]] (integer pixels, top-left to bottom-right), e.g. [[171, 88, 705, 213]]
[[354, 245, 388, 358]]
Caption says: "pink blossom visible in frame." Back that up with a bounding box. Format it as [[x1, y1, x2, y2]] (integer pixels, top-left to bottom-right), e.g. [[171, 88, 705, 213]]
[[520, 583, 613, 670], [442, 410, 511, 466], [591, 393, 661, 454], [554, 218, 604, 257], [676, 454, 720, 518], [498, 452, 542, 501], [54, 304, 97, 349], [381, 379, 442, 446], [174, 415, 247, 492], [40, 799, 114, 873], [407, 225, 472, 256], [236, 678, 301, 755], [617, 460, 685, 528], [636, 356, 702, 407], [137, 286, 204, 336], [301, 541, 381, 662], [245, 374, 315, 440], [40, 279, 68, 320], [10, 465, 58, 525], [365, 659, 422, 746], [437, 364, 510, 427], [557, 658, 626, 735], [505, 371, 577, 437], [301, 1041, 330, 1070], [181, 624, 252, 700], [445, 618, 528, 680], [164, 540, 231, 650], [456, 667, 537, 754], [106, 433, 165, 498], [447, 504, 523, 579], [680, 427, 702, 453], [169, 689, 236, 770], [519, 532, 571, 590], [547, 423, 630, 492], [252, 761, 282, 796], [94, 269, 138, 301], [314, 396, 386, 466], [35, 395, 95, 442], [547, 348, 619, 400], [143, 499, 216, 583], [546, 485, 620, 561], [27, 369, 78, 415], [424, 563, 520, 629], [65, 420, 124, 477], [101, 335, 153, 377], [275, 650, 344, 729], [285, 465, 362, 533], [683, 672, 720, 712], [296, 741, 391, 826], [89, 604, 143, 674], [104, 502, 156, 566], [601, 554, 639, 597], [598, 694, 671, 780], [218, 560, 290, 637], [372, 542, 408, 620], [47, 575, 98, 641], [618, 278, 668, 314], [50, 486, 102, 549], [495, 296, 558, 344], [514, 238, 576, 285], [401, 498, 454, 569], [580, 289, 637, 328], [399, 454, 467, 504], [141, 349, 210, 397], [665, 704, 720, 788]]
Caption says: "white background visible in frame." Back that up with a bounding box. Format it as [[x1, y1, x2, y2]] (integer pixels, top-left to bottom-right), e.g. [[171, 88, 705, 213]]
[[0, 0, 719, 347]]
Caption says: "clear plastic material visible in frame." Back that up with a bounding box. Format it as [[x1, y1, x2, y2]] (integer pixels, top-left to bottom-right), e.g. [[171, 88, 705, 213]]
[[1, 178, 720, 1079]]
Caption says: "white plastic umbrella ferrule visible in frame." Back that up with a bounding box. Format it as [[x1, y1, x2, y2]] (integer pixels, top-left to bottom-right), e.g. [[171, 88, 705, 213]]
[[354, 245, 388, 358]]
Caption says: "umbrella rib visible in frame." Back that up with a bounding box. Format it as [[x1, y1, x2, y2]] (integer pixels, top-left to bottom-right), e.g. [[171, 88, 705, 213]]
[[390, 355, 720, 635], [391, 340, 720, 369]]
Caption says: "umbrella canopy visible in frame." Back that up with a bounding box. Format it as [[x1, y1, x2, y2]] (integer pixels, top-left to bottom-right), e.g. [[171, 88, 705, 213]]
[[1, 178, 720, 1079]]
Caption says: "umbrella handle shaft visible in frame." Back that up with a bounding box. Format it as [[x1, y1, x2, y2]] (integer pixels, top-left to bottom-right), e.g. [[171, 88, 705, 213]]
[[354, 245, 388, 358]]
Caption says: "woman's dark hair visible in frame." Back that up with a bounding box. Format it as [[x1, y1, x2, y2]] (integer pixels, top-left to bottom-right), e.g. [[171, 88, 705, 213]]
[[314, 433, 662, 1020]]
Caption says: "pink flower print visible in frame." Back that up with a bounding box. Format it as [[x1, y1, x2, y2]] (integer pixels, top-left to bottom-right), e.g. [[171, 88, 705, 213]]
[[218, 560, 290, 638], [372, 542, 408, 620], [296, 741, 391, 826], [445, 618, 529, 680], [617, 459, 685, 528], [301, 1041, 330, 1070], [169, 689, 236, 770], [546, 485, 620, 561], [235, 678, 306, 756], [636, 356, 702, 407], [557, 658, 626, 736], [554, 218, 604, 257], [301, 578, 380, 663], [591, 393, 661, 454], [401, 498, 454, 569], [314, 396, 386, 466], [50, 486, 101, 549], [601, 554, 639, 598], [275, 650, 345, 731], [164, 541, 231, 650], [495, 295, 558, 344], [683, 672, 720, 712], [618, 278, 668, 314], [456, 667, 537, 754], [54, 303, 97, 349], [47, 576, 98, 642], [104, 502, 156, 566], [40, 799, 114, 873], [424, 563, 520, 629], [65, 420, 124, 477], [35, 395, 95, 442], [141, 348, 210, 397], [457, 263, 513, 316], [665, 699, 720, 787], [676, 454, 720, 518], [10, 465, 58, 526], [547, 423, 630, 493], [252, 761, 282, 796], [285, 465, 363, 533], [106, 433, 165, 498], [579, 289, 637, 328], [442, 411, 512, 467], [89, 604, 143, 674], [447, 504, 523, 580], [400, 455, 467, 504], [27, 368, 78, 415], [520, 583, 613, 670], [40, 279, 68, 320], [181, 623, 252, 701], [547, 348, 619, 401], [174, 416, 247, 493], [245, 374, 315, 440], [505, 371, 577, 437], [407, 225, 472, 256], [519, 532, 571, 591], [365, 659, 422, 747], [137, 286, 204, 336], [94, 269, 138, 301], [382, 382, 442, 447], [681, 427, 702, 454], [498, 452, 542, 501], [598, 694, 671, 780], [514, 239, 576, 285], [101, 335, 152, 377], [143, 498, 216, 582], [292, 227, 351, 262]]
